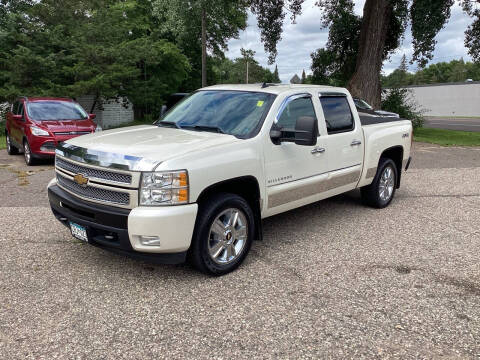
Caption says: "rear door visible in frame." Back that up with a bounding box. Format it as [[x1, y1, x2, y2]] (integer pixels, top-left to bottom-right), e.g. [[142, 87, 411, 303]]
[[9, 101, 23, 145], [319, 93, 364, 192]]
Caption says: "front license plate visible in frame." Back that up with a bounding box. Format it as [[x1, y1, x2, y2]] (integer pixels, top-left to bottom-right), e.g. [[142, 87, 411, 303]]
[[70, 222, 88, 242]]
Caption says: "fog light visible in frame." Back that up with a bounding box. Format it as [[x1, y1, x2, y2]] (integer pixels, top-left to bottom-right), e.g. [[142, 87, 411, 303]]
[[139, 235, 161, 246]]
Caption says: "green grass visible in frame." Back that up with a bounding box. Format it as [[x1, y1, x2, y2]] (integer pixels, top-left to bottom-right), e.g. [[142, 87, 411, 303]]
[[0, 134, 5, 150], [414, 127, 480, 146], [424, 115, 480, 119]]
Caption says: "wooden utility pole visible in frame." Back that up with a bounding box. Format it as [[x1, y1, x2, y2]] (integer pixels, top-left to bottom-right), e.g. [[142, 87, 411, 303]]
[[246, 61, 249, 84], [201, 7, 207, 87]]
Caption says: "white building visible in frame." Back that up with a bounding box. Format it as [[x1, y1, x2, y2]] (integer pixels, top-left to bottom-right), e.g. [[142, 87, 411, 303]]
[[76, 95, 134, 128], [405, 81, 480, 117]]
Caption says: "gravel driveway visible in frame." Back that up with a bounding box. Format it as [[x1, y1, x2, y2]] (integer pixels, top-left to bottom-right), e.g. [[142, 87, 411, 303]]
[[0, 143, 479, 359]]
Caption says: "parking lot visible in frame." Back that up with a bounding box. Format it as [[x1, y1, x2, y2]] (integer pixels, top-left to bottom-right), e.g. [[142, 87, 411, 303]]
[[0, 143, 479, 359]]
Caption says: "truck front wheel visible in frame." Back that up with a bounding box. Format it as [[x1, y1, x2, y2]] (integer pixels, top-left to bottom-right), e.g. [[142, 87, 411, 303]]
[[190, 193, 255, 275], [361, 158, 398, 208]]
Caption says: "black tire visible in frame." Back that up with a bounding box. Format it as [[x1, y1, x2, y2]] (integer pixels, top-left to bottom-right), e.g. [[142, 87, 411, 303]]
[[190, 193, 255, 276], [361, 158, 398, 208], [23, 139, 36, 166], [5, 131, 19, 155]]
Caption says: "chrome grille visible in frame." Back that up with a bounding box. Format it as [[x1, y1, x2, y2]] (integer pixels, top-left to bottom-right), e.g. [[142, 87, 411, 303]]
[[56, 173, 130, 205], [56, 157, 132, 184]]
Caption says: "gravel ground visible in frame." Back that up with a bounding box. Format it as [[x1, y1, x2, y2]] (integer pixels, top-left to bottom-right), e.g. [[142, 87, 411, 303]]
[[0, 143, 479, 359]]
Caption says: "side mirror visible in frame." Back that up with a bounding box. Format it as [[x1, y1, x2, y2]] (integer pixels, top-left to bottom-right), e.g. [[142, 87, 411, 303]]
[[89, 113, 96, 120], [160, 105, 167, 118], [270, 116, 318, 146], [294, 116, 317, 146], [12, 114, 23, 121]]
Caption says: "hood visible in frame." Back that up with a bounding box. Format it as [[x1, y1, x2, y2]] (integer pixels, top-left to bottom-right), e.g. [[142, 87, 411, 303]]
[[63, 125, 240, 168], [38, 119, 95, 133]]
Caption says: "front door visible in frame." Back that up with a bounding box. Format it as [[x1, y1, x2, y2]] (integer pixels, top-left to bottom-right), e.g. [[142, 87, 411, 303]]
[[263, 93, 329, 215]]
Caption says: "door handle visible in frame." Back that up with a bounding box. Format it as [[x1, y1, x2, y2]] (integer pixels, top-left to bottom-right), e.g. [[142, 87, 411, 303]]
[[350, 140, 362, 146], [311, 147, 325, 154]]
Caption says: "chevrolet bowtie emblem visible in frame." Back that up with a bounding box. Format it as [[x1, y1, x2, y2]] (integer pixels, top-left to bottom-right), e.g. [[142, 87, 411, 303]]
[[73, 173, 89, 187]]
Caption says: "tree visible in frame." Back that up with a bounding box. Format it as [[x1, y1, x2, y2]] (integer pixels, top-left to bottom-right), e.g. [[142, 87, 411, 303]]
[[240, 48, 255, 84], [311, 0, 480, 108], [382, 58, 480, 87], [381, 54, 411, 87], [301, 69, 306, 83], [273, 65, 281, 83], [211, 53, 277, 84], [152, 0, 248, 87], [310, 0, 361, 87], [0, 0, 190, 119], [152, 0, 304, 88], [399, 54, 408, 73]]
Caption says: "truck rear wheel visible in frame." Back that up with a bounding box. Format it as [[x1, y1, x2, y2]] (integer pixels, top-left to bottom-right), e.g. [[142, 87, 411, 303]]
[[361, 158, 398, 208], [190, 193, 254, 276]]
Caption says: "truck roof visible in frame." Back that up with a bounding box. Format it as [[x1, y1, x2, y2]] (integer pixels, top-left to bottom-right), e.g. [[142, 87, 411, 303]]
[[202, 83, 346, 95]]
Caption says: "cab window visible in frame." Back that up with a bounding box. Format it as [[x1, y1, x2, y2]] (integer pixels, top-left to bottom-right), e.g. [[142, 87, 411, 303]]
[[276, 96, 316, 130], [320, 96, 354, 134]]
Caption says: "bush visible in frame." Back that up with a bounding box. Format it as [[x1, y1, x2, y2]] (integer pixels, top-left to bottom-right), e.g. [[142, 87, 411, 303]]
[[381, 87, 424, 129]]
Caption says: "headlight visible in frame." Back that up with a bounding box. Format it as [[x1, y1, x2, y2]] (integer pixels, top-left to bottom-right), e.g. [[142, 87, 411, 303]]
[[140, 170, 189, 206], [30, 126, 49, 136], [95, 125, 102, 132]]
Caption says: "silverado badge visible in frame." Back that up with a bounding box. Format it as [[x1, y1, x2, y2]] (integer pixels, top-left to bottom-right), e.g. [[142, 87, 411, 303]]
[[73, 174, 89, 187]]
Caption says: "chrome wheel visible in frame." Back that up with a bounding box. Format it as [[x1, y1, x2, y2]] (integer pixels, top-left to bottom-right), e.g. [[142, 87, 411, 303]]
[[208, 208, 248, 265], [379, 166, 395, 202], [24, 142, 31, 164]]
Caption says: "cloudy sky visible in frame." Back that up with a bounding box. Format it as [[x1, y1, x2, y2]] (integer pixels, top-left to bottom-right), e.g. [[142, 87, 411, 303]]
[[226, 0, 475, 83]]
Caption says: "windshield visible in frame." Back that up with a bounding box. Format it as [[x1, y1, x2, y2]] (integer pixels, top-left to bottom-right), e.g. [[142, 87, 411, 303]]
[[27, 101, 89, 121], [157, 90, 275, 137], [353, 98, 373, 110]]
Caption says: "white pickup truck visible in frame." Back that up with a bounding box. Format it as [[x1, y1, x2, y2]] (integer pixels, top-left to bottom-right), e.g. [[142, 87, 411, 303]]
[[48, 84, 412, 275]]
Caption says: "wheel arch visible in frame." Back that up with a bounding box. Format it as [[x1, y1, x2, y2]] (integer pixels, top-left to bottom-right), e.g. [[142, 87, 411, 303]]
[[196, 176, 263, 241], [380, 145, 403, 188]]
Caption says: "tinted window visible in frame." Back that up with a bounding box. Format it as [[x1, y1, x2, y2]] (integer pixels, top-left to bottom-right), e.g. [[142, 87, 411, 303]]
[[26, 101, 88, 121], [276, 96, 316, 130], [159, 90, 275, 138], [320, 96, 354, 134]]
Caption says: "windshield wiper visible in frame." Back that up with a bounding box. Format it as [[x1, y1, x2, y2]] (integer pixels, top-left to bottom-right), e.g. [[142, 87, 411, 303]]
[[157, 121, 181, 129], [181, 125, 225, 134]]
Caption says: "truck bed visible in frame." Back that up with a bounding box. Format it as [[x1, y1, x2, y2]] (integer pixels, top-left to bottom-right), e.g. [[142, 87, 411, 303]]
[[359, 114, 405, 126]]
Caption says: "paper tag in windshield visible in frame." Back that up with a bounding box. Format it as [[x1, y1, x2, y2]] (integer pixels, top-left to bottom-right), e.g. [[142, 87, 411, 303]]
[[257, 100, 264, 107]]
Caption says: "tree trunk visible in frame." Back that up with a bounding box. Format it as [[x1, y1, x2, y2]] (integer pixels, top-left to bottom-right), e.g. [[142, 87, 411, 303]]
[[201, 7, 207, 87], [347, 0, 393, 108]]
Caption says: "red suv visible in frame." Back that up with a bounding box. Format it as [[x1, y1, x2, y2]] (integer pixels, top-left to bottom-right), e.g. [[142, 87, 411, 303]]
[[5, 97, 101, 165]]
